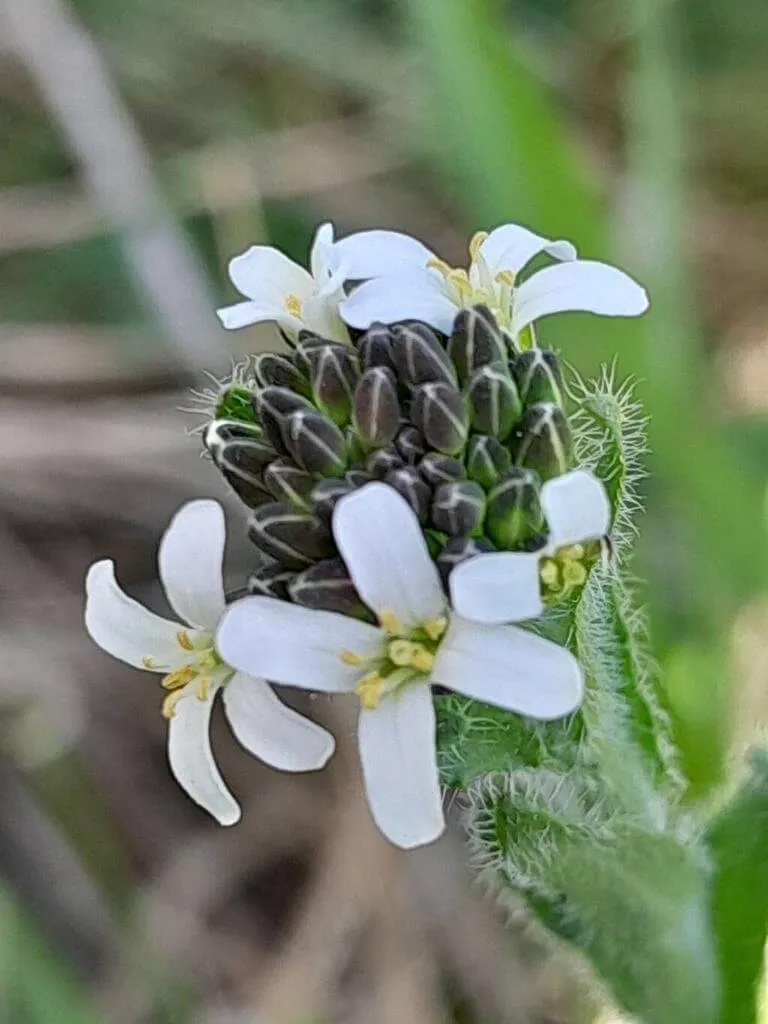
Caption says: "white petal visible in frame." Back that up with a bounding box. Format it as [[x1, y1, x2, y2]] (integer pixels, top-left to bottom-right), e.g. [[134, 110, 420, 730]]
[[85, 560, 181, 671], [358, 683, 444, 849], [341, 273, 457, 334], [302, 261, 351, 344], [216, 596, 381, 692], [479, 223, 577, 276], [310, 221, 336, 281], [167, 684, 240, 826], [333, 483, 445, 627], [216, 299, 303, 335], [510, 259, 649, 336], [227, 245, 314, 304], [332, 229, 434, 280], [449, 552, 543, 625], [541, 470, 611, 548], [158, 500, 226, 630], [223, 672, 335, 772], [432, 616, 583, 720]]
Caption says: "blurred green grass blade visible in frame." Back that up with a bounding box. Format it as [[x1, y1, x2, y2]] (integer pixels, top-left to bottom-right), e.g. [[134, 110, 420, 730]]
[[707, 750, 768, 1024]]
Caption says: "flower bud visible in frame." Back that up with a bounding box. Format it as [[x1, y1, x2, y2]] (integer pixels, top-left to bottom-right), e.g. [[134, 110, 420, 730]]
[[305, 344, 359, 426], [447, 304, 506, 385], [485, 469, 545, 550], [310, 478, 353, 525], [431, 480, 486, 537], [253, 352, 311, 397], [208, 438, 274, 509], [466, 363, 522, 440], [263, 460, 315, 507], [394, 424, 427, 464], [248, 502, 335, 569], [391, 323, 457, 390], [418, 452, 465, 487], [353, 367, 401, 449], [385, 466, 432, 524], [247, 563, 297, 600], [256, 386, 315, 457], [285, 409, 348, 477], [289, 558, 369, 618], [204, 418, 263, 449], [466, 434, 511, 490], [366, 445, 405, 479], [214, 384, 259, 424], [514, 402, 571, 481], [513, 349, 564, 408], [358, 323, 397, 373], [410, 382, 468, 455], [436, 535, 495, 587]]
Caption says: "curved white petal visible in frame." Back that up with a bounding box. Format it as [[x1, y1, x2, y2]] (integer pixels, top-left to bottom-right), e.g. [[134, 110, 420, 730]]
[[158, 500, 226, 630], [341, 273, 457, 333], [216, 299, 303, 335], [167, 684, 240, 826], [303, 261, 351, 344], [333, 483, 445, 627], [332, 229, 434, 280], [223, 672, 335, 772], [85, 560, 182, 671], [479, 223, 577, 276], [228, 245, 314, 304], [216, 596, 381, 692], [358, 683, 444, 849], [310, 221, 336, 280], [432, 616, 583, 720], [541, 470, 611, 549], [449, 552, 543, 625], [510, 259, 649, 336]]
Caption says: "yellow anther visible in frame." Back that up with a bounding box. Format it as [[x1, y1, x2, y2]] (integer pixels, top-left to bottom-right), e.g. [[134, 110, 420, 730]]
[[378, 608, 402, 635], [494, 269, 516, 287], [562, 561, 587, 587], [447, 268, 471, 297], [559, 544, 585, 562], [423, 616, 448, 642], [161, 665, 196, 691], [388, 639, 416, 667], [284, 293, 303, 317], [410, 646, 435, 673], [196, 675, 212, 702], [469, 230, 489, 262], [355, 671, 384, 710], [539, 559, 560, 589], [161, 689, 185, 720], [176, 629, 195, 651], [339, 649, 364, 667], [142, 656, 156, 669], [426, 257, 453, 278]]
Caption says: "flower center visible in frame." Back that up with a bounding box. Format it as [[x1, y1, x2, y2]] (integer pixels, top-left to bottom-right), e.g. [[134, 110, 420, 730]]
[[144, 630, 228, 718], [339, 610, 449, 710], [284, 293, 303, 318], [539, 543, 599, 603], [426, 231, 515, 328]]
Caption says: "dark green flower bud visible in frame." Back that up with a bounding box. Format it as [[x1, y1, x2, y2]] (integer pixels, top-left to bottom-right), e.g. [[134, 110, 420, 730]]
[[285, 409, 348, 477], [418, 452, 465, 487], [431, 481, 486, 537], [248, 502, 334, 569], [310, 478, 353, 525], [466, 434, 511, 490], [486, 469, 545, 550], [208, 437, 274, 509], [247, 563, 297, 601], [305, 344, 359, 427], [513, 349, 565, 408], [466, 363, 522, 440], [204, 418, 263, 449], [256, 386, 315, 457], [213, 384, 259, 424], [394, 424, 427, 464], [436, 535, 495, 587], [410, 382, 468, 455], [353, 367, 401, 449], [263, 460, 315, 507], [447, 304, 506, 385], [385, 466, 431, 524], [514, 402, 571, 481], [358, 323, 397, 373], [391, 323, 457, 390], [366, 446, 405, 479], [289, 558, 369, 618], [253, 352, 312, 397]]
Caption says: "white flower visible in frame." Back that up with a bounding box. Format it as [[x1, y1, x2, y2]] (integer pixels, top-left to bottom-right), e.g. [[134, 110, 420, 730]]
[[84, 500, 335, 826], [217, 222, 349, 343], [450, 470, 612, 626], [335, 222, 648, 339], [215, 483, 582, 850]]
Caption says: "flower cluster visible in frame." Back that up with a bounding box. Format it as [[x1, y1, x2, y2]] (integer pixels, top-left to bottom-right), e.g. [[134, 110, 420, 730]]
[[85, 220, 647, 848]]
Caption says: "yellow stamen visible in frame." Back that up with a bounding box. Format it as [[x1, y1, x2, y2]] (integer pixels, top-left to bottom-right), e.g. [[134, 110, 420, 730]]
[[410, 646, 435, 673], [389, 639, 416, 667], [339, 649, 364, 667], [423, 616, 448, 642], [284, 293, 303, 317], [447, 268, 471, 298], [161, 689, 185, 719], [560, 543, 585, 562], [494, 269, 515, 287], [378, 608, 402, 635], [176, 629, 195, 651], [196, 675, 212, 701], [562, 561, 587, 587], [426, 256, 452, 278], [469, 230, 489, 262], [142, 656, 156, 669], [539, 559, 560, 589], [161, 665, 196, 690], [355, 670, 384, 710]]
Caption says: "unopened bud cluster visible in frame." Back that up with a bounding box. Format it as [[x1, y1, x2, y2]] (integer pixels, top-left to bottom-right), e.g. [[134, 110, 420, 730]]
[[204, 305, 575, 617]]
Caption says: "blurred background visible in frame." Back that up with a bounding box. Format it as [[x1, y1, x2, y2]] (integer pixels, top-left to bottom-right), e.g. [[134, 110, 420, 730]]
[[0, 0, 766, 1020]]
